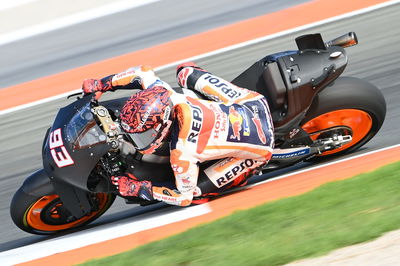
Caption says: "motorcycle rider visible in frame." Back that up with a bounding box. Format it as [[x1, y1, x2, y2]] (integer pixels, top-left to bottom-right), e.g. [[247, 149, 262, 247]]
[[82, 63, 274, 206]]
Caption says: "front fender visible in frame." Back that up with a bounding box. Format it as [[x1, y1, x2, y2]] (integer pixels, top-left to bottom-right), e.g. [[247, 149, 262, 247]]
[[21, 169, 55, 196], [19, 168, 98, 219]]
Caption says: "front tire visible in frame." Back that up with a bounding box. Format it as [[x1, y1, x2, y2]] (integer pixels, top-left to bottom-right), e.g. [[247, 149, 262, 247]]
[[301, 77, 386, 158], [10, 188, 115, 235]]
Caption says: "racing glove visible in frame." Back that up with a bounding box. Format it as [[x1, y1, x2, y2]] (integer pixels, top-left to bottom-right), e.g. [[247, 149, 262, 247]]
[[111, 174, 154, 201], [82, 74, 114, 95], [176, 61, 203, 75], [176, 61, 207, 89]]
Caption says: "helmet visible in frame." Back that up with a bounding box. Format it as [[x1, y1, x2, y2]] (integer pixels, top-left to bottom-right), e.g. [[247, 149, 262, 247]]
[[120, 86, 173, 154]]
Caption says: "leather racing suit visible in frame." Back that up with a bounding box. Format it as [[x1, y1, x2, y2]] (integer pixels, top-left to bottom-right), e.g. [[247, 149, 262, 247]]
[[90, 65, 274, 206]]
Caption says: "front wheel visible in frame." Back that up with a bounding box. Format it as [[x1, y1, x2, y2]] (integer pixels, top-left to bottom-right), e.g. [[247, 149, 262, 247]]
[[301, 77, 386, 158], [10, 188, 115, 235]]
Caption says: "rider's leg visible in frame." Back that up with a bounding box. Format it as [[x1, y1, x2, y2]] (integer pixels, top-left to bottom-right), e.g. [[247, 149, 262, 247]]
[[195, 157, 263, 198]]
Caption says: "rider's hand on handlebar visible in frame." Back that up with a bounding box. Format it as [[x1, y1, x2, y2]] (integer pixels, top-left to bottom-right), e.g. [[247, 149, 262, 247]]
[[82, 79, 103, 95], [81, 75, 113, 95]]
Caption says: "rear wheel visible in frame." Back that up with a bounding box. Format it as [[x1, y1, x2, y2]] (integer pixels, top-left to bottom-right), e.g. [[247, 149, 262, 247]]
[[301, 77, 386, 158], [10, 189, 115, 235]]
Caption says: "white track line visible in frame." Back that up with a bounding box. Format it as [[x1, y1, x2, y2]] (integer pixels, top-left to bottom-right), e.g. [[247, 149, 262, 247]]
[[1, 0, 399, 117], [0, 204, 211, 266], [0, 0, 161, 46]]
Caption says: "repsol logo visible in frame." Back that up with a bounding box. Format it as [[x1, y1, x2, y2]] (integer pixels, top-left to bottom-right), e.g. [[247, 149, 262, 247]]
[[216, 159, 255, 187], [187, 102, 203, 143], [203, 75, 242, 99]]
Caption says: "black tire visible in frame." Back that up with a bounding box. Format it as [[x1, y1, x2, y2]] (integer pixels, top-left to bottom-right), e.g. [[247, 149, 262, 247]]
[[301, 77, 386, 159], [10, 187, 115, 235]]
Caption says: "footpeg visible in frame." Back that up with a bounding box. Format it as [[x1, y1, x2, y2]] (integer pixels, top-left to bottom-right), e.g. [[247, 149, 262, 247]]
[[316, 135, 352, 152]]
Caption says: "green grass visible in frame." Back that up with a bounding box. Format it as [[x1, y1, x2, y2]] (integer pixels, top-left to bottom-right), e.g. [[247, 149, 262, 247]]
[[82, 161, 400, 266]]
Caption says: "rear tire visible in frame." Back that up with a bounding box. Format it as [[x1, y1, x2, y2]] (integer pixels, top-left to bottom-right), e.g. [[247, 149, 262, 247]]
[[301, 77, 386, 159], [10, 188, 115, 235]]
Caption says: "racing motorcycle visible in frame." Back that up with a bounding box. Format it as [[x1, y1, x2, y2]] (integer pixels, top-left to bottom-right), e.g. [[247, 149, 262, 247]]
[[10, 32, 386, 235]]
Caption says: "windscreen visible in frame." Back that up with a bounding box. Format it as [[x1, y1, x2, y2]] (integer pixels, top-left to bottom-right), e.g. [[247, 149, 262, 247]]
[[65, 103, 107, 150]]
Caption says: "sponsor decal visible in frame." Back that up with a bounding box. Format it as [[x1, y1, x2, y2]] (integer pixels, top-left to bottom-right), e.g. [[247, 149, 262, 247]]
[[186, 97, 215, 154], [237, 107, 250, 136], [251, 106, 267, 144], [172, 164, 184, 174], [272, 148, 310, 159], [170, 149, 190, 174], [193, 186, 202, 197], [289, 128, 300, 139], [177, 67, 192, 88], [153, 187, 179, 203], [210, 105, 226, 139], [214, 159, 255, 187], [163, 106, 171, 122], [228, 105, 250, 140], [215, 157, 236, 172], [113, 69, 136, 80], [180, 185, 195, 193], [137, 104, 153, 130], [186, 101, 203, 143], [155, 194, 179, 203], [48, 128, 74, 168], [228, 106, 243, 140], [203, 75, 242, 99], [181, 178, 191, 184]]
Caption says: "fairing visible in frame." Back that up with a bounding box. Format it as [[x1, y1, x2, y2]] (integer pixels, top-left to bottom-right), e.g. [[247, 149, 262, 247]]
[[42, 95, 111, 190]]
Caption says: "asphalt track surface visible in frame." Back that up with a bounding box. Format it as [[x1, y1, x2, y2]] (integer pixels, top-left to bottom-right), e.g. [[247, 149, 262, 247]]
[[0, 1, 399, 254]]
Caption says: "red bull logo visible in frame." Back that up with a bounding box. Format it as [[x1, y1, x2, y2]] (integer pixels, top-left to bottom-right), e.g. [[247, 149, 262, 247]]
[[228, 106, 250, 140], [228, 106, 243, 140]]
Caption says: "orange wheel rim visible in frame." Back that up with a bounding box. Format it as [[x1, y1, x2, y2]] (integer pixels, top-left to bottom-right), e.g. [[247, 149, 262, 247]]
[[24, 193, 109, 232], [302, 109, 373, 156]]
